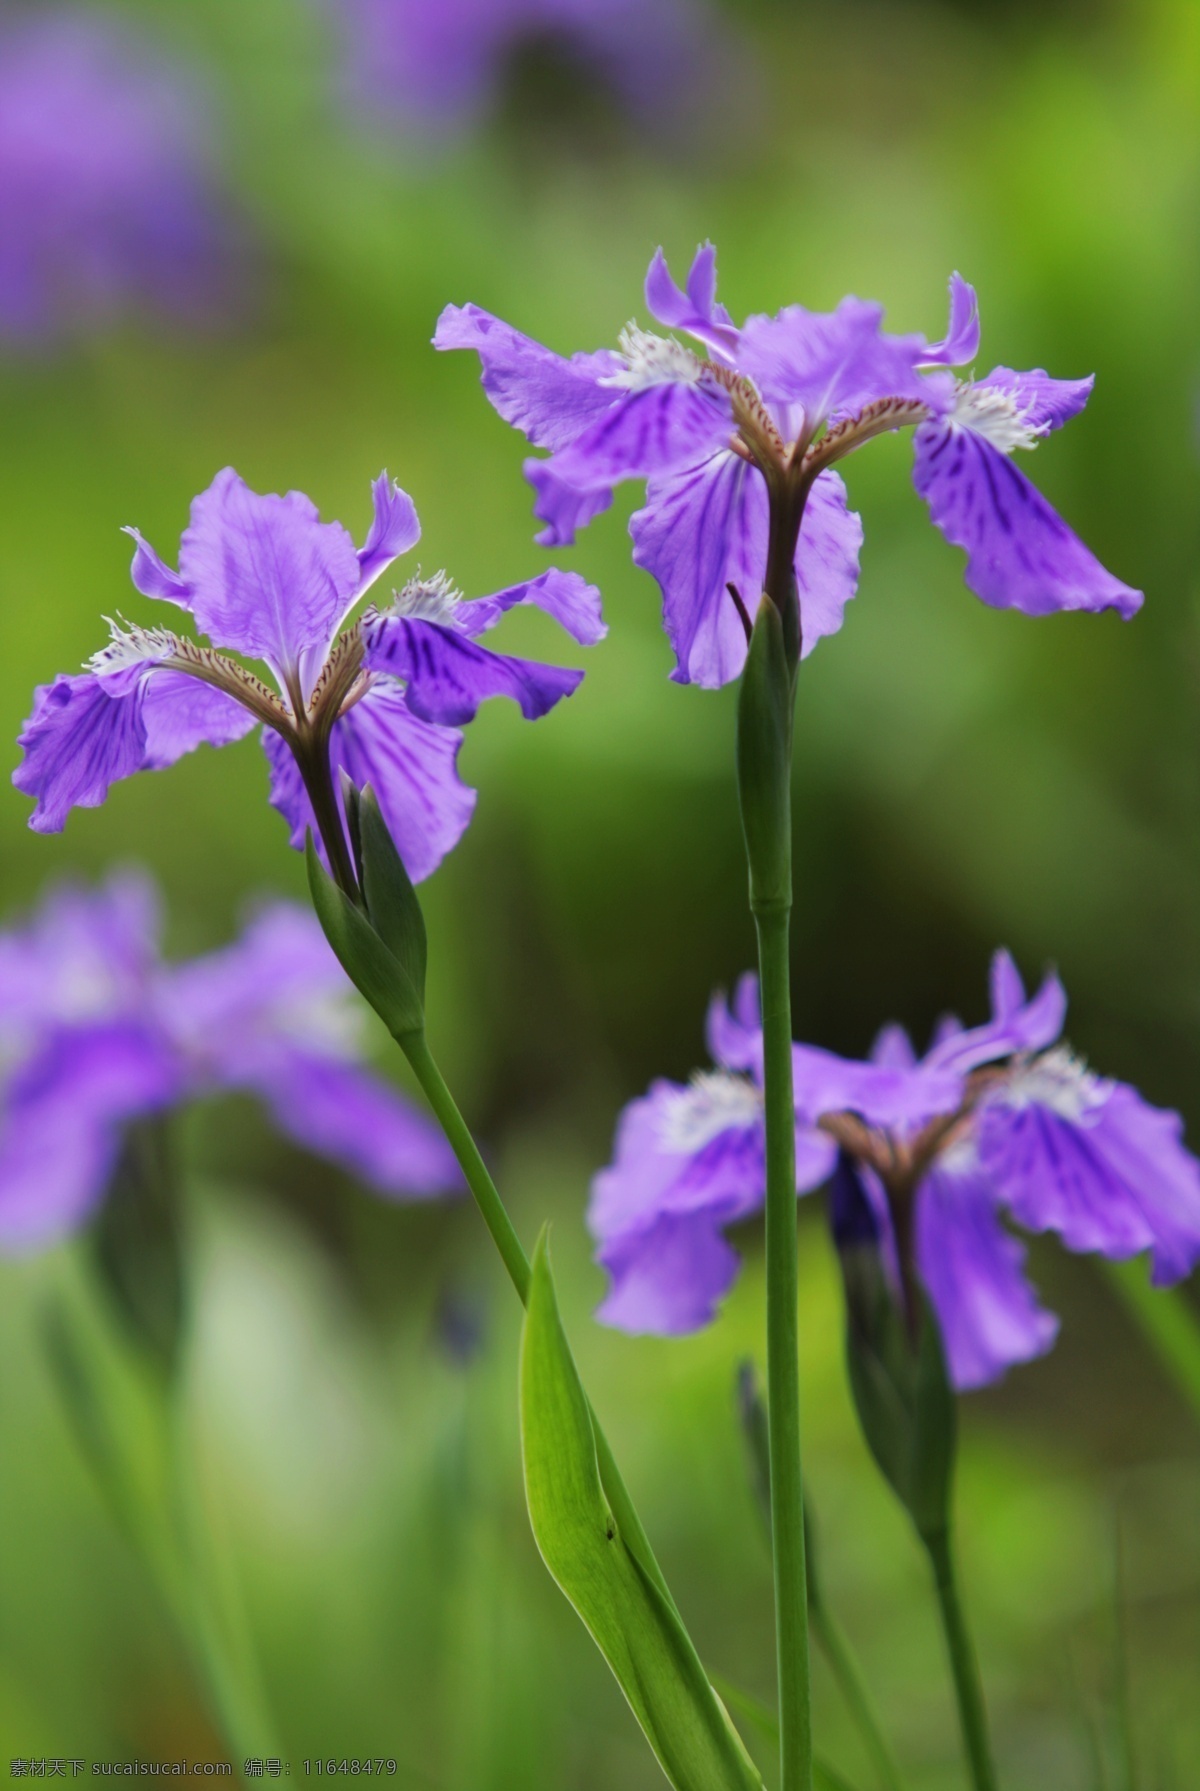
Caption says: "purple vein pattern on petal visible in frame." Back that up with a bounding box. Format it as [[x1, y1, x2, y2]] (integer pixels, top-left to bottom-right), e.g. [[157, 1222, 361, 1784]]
[[178, 467, 362, 673], [794, 470, 863, 655], [15, 664, 257, 832], [976, 367, 1094, 436], [363, 617, 583, 725], [739, 298, 928, 424], [915, 1164, 1059, 1390], [434, 303, 620, 450], [526, 459, 615, 548], [913, 421, 1143, 618], [544, 381, 734, 493], [141, 672, 257, 767], [14, 673, 148, 833], [0, 1024, 180, 1250], [461, 569, 606, 645], [631, 449, 766, 688], [263, 684, 475, 883], [980, 1078, 1200, 1285]]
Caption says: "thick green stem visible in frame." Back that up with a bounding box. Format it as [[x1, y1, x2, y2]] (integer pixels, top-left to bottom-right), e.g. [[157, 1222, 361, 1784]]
[[299, 740, 360, 902], [924, 1527, 998, 1791], [810, 1604, 906, 1791], [756, 906, 813, 1791], [401, 1030, 677, 1613]]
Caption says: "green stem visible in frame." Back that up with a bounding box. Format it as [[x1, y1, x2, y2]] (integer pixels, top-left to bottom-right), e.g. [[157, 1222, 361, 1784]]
[[401, 1029, 677, 1614], [1103, 1255, 1200, 1419], [924, 1527, 998, 1791], [755, 906, 813, 1791], [299, 742, 360, 902], [810, 1604, 906, 1791]]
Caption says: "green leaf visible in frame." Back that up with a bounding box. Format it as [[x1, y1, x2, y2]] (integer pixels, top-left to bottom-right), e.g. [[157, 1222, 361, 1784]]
[[359, 785, 427, 1010], [305, 832, 424, 1040], [339, 771, 364, 885], [736, 596, 794, 913], [1103, 1254, 1200, 1419], [520, 1233, 764, 1791]]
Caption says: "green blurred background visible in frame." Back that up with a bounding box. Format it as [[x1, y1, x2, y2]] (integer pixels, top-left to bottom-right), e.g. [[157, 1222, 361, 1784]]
[[1, 0, 1198, 1784]]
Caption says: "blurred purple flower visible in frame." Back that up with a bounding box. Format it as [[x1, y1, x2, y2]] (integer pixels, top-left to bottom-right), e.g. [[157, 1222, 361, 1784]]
[[14, 469, 603, 884], [590, 952, 1200, 1389], [438, 245, 1141, 688], [0, 10, 235, 344], [0, 870, 462, 1251], [329, 0, 735, 147]]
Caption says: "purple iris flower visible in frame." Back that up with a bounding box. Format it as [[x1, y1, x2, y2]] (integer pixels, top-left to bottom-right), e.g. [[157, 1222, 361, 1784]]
[[590, 952, 1200, 1389], [14, 468, 602, 889], [0, 10, 233, 343], [329, 0, 728, 145], [0, 871, 461, 1252], [437, 244, 1142, 688]]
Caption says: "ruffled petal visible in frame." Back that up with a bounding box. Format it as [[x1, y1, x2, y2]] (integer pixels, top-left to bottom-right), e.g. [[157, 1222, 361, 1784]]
[[140, 671, 257, 768], [178, 467, 362, 675], [644, 243, 740, 361], [0, 871, 161, 1038], [705, 975, 762, 1074], [362, 616, 583, 725], [980, 1077, 1200, 1285], [460, 568, 606, 645], [14, 662, 258, 834], [976, 366, 1093, 436], [631, 449, 765, 689], [738, 297, 928, 425], [434, 302, 621, 451], [595, 1212, 742, 1335], [589, 1076, 766, 1244], [225, 1049, 462, 1199], [123, 526, 191, 606], [264, 684, 475, 884], [916, 1165, 1059, 1390], [162, 902, 353, 1054], [0, 1024, 181, 1251], [791, 1041, 964, 1130], [540, 380, 734, 495], [920, 274, 980, 368], [14, 672, 147, 833], [630, 458, 868, 690], [923, 954, 1066, 1075], [526, 460, 615, 548], [793, 470, 863, 654], [913, 420, 1143, 617], [356, 472, 421, 597]]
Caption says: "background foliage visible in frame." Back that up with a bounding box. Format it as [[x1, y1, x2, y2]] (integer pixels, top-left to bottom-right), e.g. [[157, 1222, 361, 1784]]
[[1, 0, 1198, 1784]]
